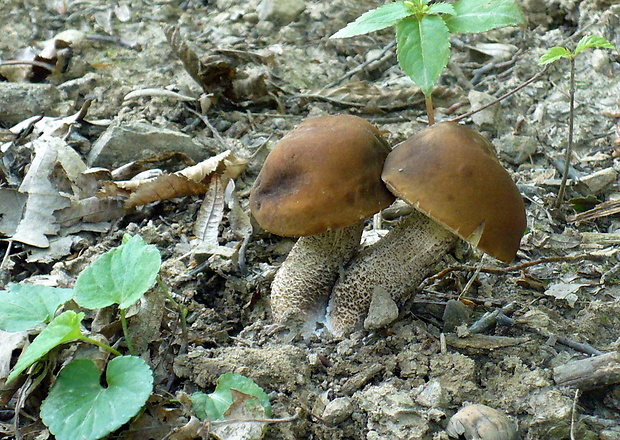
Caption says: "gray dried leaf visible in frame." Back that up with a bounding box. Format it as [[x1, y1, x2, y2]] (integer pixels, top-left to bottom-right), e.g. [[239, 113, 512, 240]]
[[194, 176, 226, 248]]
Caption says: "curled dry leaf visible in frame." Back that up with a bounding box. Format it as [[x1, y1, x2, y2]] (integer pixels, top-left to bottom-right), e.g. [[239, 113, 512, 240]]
[[164, 25, 279, 108], [99, 150, 246, 208]]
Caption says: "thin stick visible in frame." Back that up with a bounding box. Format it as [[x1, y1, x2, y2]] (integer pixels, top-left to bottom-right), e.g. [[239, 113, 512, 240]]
[[0, 60, 56, 71], [450, 65, 549, 123], [555, 57, 576, 208], [428, 253, 602, 281], [458, 256, 484, 299], [570, 388, 580, 440]]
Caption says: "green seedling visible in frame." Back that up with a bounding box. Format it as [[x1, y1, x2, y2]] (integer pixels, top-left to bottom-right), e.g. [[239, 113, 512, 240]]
[[332, 0, 526, 124], [191, 372, 272, 421], [1, 234, 160, 440], [192, 372, 272, 439], [538, 35, 616, 208], [2, 234, 268, 440]]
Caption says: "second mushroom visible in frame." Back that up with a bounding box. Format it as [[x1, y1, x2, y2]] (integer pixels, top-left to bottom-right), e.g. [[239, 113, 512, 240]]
[[326, 122, 527, 336]]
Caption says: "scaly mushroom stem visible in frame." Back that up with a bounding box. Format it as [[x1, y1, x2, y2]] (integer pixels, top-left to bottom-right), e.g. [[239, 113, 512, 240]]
[[326, 210, 457, 336], [271, 222, 365, 328]]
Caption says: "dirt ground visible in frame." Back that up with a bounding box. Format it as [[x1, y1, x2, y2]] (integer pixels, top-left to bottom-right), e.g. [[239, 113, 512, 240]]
[[1, 0, 620, 439]]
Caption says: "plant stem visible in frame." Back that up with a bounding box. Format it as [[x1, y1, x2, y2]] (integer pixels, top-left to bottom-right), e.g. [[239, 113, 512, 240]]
[[157, 275, 189, 354], [555, 57, 576, 208], [81, 336, 122, 357], [425, 94, 435, 125], [120, 308, 135, 356]]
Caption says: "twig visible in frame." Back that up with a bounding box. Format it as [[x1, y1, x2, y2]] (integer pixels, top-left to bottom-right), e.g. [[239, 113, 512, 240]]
[[428, 253, 602, 281], [0, 59, 56, 71], [450, 65, 549, 123], [186, 107, 229, 150], [570, 389, 580, 440], [467, 302, 517, 334], [458, 256, 485, 299]]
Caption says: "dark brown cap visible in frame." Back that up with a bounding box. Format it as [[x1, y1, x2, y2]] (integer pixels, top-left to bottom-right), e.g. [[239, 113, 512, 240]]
[[250, 115, 396, 237], [381, 122, 526, 262]]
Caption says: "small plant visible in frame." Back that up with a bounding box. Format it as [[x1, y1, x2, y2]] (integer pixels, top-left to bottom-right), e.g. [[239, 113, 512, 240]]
[[332, 0, 526, 124], [2, 234, 271, 440], [538, 35, 616, 208], [2, 234, 159, 440]]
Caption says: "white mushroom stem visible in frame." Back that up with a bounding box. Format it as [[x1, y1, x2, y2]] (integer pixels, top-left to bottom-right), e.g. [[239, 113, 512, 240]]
[[270, 222, 365, 328], [326, 209, 458, 337]]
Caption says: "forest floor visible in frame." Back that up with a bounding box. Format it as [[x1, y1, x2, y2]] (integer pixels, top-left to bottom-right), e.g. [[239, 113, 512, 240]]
[[1, 0, 620, 439]]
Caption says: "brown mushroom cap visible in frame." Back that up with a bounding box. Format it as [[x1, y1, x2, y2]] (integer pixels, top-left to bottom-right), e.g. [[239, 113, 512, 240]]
[[381, 122, 526, 262], [250, 115, 396, 237]]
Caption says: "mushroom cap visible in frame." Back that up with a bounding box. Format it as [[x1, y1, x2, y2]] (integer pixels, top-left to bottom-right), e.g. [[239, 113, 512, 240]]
[[381, 122, 526, 262], [250, 115, 395, 237]]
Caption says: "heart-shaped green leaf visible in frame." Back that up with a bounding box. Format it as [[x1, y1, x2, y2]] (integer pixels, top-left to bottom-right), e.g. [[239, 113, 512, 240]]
[[7, 310, 84, 383], [191, 372, 271, 421], [40, 356, 153, 440], [444, 0, 526, 34], [74, 234, 161, 310], [397, 14, 450, 97], [0, 284, 73, 332]]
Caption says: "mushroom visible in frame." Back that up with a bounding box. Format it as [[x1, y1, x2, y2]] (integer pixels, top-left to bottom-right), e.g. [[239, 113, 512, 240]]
[[326, 122, 527, 336], [249, 115, 395, 328]]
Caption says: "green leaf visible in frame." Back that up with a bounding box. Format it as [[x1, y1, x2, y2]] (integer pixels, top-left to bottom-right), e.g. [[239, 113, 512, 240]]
[[331, 2, 414, 38], [444, 0, 526, 34], [40, 356, 153, 440], [7, 310, 84, 383], [0, 284, 73, 332], [397, 14, 450, 96], [574, 34, 616, 56], [426, 2, 455, 16], [74, 234, 161, 310], [191, 373, 271, 421], [539, 46, 572, 65]]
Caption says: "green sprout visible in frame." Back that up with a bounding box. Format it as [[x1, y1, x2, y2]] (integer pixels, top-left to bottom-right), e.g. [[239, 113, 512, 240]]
[[332, 0, 526, 124], [539, 35, 616, 209]]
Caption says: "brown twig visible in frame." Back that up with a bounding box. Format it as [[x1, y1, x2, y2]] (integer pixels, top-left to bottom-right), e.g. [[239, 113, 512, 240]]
[[428, 253, 601, 281], [450, 65, 549, 123]]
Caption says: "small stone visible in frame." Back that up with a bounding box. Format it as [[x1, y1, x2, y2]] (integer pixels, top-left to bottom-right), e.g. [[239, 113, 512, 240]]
[[364, 287, 399, 331], [468, 90, 499, 130], [493, 134, 538, 165], [322, 397, 354, 426], [581, 167, 618, 194], [87, 122, 206, 167], [257, 0, 306, 26], [0, 83, 63, 126], [415, 380, 445, 408], [443, 299, 472, 333]]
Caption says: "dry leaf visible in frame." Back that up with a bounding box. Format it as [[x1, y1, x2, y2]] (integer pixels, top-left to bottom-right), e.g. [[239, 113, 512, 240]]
[[103, 150, 247, 208], [10, 137, 83, 247], [194, 176, 226, 248]]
